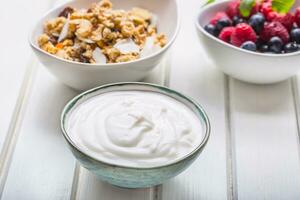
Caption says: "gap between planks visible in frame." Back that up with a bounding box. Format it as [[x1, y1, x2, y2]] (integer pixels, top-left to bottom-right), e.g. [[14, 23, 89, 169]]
[[224, 76, 238, 200], [290, 77, 300, 167], [0, 58, 38, 196], [225, 76, 300, 200], [70, 163, 82, 200], [0, 0, 60, 196]]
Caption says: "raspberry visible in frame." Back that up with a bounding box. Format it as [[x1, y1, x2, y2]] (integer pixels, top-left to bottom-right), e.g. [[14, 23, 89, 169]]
[[260, 22, 290, 44], [210, 12, 230, 25], [231, 23, 257, 46], [219, 27, 236, 43], [272, 13, 295, 31], [226, 0, 240, 18], [295, 7, 300, 27], [226, 0, 260, 19], [260, 2, 273, 19], [266, 11, 279, 21]]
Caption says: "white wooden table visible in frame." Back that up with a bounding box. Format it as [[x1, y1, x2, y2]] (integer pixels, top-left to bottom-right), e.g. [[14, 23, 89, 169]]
[[1, 0, 300, 199]]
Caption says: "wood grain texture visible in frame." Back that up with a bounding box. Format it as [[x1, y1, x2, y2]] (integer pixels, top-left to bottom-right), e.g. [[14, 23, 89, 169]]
[[161, 0, 228, 199], [229, 78, 300, 200]]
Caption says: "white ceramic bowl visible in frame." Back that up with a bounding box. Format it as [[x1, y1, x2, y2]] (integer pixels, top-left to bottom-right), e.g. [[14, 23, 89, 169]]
[[29, 0, 179, 90], [195, 0, 300, 84]]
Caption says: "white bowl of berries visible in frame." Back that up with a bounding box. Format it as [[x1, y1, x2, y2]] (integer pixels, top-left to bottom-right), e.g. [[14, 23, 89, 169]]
[[196, 0, 300, 84]]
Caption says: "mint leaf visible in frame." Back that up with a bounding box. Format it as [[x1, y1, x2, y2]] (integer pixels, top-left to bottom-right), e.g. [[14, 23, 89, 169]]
[[272, 0, 295, 14], [203, 0, 215, 7], [239, 0, 256, 17]]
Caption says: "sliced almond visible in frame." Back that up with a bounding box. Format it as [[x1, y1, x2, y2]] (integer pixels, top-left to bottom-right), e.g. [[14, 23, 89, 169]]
[[114, 39, 140, 54], [140, 36, 161, 58], [93, 47, 107, 64], [58, 15, 70, 42]]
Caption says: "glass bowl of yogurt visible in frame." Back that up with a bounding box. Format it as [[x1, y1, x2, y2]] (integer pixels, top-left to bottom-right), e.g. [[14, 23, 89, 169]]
[[61, 82, 210, 188]]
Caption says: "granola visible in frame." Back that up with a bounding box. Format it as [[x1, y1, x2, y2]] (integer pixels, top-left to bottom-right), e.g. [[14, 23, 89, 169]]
[[37, 0, 166, 64]]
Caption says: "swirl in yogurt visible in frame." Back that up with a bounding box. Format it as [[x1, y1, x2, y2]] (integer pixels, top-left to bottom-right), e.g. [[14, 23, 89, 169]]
[[66, 91, 203, 167]]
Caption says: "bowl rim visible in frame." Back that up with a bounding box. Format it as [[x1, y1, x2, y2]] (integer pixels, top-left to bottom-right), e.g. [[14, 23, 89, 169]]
[[60, 82, 211, 169], [29, 0, 181, 68], [195, 0, 300, 58]]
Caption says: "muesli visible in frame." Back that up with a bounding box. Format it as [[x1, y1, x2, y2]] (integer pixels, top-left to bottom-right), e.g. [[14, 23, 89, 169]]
[[38, 0, 166, 63]]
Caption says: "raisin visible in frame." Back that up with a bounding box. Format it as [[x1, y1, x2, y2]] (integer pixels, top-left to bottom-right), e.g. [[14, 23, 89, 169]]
[[90, 43, 97, 49], [79, 55, 90, 63], [112, 28, 119, 32], [49, 35, 58, 45], [92, 25, 98, 31], [75, 48, 84, 56], [58, 7, 74, 18]]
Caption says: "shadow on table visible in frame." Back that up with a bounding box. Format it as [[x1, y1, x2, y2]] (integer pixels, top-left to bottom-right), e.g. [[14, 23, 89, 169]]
[[185, 61, 293, 114], [229, 78, 293, 114]]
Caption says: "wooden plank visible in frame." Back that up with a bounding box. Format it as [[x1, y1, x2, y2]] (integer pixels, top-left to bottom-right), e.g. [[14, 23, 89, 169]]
[[0, 0, 53, 158], [229, 78, 300, 200], [0, 0, 56, 195], [161, 0, 228, 199], [1, 67, 78, 200], [292, 76, 300, 156], [162, 51, 228, 200], [1, 2, 76, 195]]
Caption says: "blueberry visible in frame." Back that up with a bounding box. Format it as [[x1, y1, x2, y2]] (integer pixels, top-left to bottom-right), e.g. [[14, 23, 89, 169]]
[[204, 24, 218, 36], [258, 44, 269, 52], [249, 13, 265, 33], [268, 36, 283, 53], [233, 16, 245, 25], [291, 28, 300, 43], [216, 18, 232, 31], [240, 41, 257, 51], [284, 42, 299, 53], [292, 24, 298, 30]]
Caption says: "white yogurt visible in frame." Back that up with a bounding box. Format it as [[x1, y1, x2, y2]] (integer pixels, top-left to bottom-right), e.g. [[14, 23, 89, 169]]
[[66, 91, 204, 168]]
